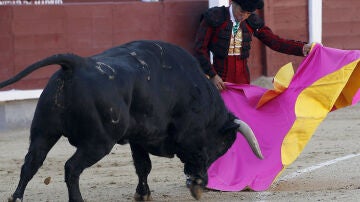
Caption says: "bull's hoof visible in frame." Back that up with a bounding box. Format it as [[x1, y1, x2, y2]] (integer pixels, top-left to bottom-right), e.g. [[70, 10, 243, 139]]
[[189, 184, 203, 200], [134, 192, 152, 201], [8, 196, 22, 202]]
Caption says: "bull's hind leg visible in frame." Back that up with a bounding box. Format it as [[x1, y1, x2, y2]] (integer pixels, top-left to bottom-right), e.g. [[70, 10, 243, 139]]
[[9, 127, 61, 202], [130, 143, 152, 201], [64, 142, 114, 202]]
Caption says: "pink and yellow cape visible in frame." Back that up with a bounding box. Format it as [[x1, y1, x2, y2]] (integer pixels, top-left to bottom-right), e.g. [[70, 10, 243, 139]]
[[207, 44, 360, 191]]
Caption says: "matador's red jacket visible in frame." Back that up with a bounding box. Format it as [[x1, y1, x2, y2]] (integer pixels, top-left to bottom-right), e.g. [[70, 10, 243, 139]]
[[194, 6, 306, 80]]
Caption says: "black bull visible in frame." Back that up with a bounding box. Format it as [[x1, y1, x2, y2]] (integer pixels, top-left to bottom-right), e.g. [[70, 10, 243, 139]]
[[1, 40, 263, 201]]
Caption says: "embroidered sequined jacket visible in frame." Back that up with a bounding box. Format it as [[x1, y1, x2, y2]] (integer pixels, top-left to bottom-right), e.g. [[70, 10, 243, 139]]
[[194, 6, 306, 78]]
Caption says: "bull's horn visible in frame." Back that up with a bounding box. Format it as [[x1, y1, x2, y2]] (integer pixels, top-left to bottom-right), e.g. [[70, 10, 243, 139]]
[[234, 119, 264, 159]]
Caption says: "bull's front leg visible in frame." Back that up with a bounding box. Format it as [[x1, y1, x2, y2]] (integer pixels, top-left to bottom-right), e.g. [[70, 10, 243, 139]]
[[178, 150, 208, 200], [184, 162, 208, 200], [130, 143, 152, 201]]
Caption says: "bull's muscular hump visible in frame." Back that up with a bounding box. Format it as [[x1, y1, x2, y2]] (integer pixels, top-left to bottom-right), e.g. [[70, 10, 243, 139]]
[[1, 40, 262, 202]]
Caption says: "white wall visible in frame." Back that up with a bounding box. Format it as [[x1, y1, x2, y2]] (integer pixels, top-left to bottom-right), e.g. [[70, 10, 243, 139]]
[[209, 0, 229, 8]]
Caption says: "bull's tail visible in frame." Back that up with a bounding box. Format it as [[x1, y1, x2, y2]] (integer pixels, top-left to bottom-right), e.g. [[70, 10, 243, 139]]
[[0, 53, 84, 89]]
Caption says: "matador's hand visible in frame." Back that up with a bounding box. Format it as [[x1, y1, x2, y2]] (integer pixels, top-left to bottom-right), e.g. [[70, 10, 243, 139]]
[[210, 75, 226, 91], [303, 43, 312, 56]]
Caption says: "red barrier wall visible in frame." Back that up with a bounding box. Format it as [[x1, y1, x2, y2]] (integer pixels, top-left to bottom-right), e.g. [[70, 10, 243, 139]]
[[261, 0, 308, 76], [2, 1, 359, 91], [323, 0, 360, 49], [0, 0, 208, 90]]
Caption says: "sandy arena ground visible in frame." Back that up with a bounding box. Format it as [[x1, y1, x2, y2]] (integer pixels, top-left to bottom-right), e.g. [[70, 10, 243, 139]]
[[1, 102, 360, 201]]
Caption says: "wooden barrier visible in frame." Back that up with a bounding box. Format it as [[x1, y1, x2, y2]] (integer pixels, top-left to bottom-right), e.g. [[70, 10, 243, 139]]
[[0, 0, 208, 90]]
